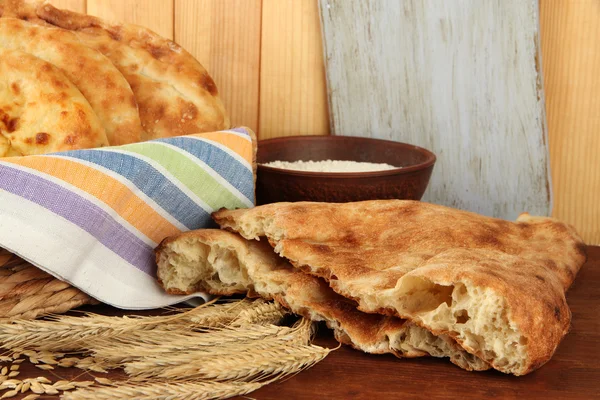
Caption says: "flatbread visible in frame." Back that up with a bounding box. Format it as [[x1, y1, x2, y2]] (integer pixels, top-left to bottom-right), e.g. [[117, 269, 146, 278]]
[[0, 0, 41, 22], [25, 1, 230, 140], [213, 200, 586, 375], [156, 229, 489, 371], [0, 49, 108, 156], [0, 17, 143, 146]]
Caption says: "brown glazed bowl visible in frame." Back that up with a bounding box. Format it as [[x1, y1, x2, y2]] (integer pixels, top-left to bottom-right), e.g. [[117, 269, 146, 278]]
[[256, 135, 436, 205]]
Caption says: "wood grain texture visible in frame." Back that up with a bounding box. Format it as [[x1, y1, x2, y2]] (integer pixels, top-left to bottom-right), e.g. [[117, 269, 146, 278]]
[[87, 0, 174, 39], [4, 246, 599, 399], [259, 0, 329, 139], [540, 0, 600, 245], [320, 0, 550, 221], [46, 0, 85, 12], [175, 0, 261, 132]]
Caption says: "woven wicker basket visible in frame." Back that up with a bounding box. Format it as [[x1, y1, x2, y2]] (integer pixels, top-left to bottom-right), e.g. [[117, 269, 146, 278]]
[[0, 248, 97, 320]]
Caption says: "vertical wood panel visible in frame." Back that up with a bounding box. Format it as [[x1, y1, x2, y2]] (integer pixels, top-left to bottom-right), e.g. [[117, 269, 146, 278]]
[[175, 0, 261, 132], [540, 0, 600, 244], [47, 0, 86, 12], [87, 0, 174, 39], [259, 0, 329, 139], [320, 0, 550, 220]]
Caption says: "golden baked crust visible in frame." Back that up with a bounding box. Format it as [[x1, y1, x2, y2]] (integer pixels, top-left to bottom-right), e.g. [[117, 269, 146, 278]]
[[0, 49, 108, 156], [31, 1, 230, 140], [0, 0, 43, 22], [212, 200, 586, 375], [155, 229, 489, 371], [0, 17, 143, 146]]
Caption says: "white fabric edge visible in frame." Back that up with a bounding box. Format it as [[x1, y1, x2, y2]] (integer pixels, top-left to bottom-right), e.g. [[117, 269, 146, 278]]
[[0, 190, 209, 309]]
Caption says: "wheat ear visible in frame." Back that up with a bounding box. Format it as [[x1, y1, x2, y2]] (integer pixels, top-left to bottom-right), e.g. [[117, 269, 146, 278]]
[[0, 299, 332, 400], [61, 380, 265, 400], [231, 300, 287, 326], [91, 321, 311, 365], [0, 298, 283, 351], [126, 342, 331, 382]]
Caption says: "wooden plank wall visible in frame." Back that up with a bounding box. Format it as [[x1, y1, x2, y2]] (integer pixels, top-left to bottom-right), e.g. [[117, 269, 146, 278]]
[[50, 0, 329, 139], [319, 0, 551, 221], [47, 0, 598, 244], [540, 0, 600, 245]]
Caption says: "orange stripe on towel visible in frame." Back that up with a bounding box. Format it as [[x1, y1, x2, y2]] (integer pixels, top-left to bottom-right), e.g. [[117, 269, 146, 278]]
[[4, 156, 180, 243], [190, 131, 253, 162]]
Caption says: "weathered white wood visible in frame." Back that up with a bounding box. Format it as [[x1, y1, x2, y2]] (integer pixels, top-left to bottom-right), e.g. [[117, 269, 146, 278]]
[[319, 0, 551, 220]]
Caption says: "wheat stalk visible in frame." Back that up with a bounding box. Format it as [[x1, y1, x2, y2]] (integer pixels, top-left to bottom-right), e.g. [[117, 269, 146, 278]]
[[126, 342, 331, 382], [0, 252, 97, 320], [0, 298, 285, 351], [92, 319, 313, 366], [183, 298, 285, 326], [61, 380, 265, 400], [0, 299, 332, 399], [90, 321, 311, 365], [99, 314, 295, 348], [231, 300, 287, 326]]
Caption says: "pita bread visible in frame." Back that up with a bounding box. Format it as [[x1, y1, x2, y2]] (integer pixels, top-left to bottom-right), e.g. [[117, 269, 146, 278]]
[[22, 1, 230, 140], [0, 49, 108, 156], [0, 0, 41, 22], [213, 200, 586, 375], [0, 17, 143, 146], [156, 229, 489, 371]]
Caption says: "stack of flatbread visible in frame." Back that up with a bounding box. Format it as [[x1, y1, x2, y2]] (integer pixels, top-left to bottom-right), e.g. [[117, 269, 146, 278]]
[[0, 0, 229, 156], [156, 200, 586, 376], [0, 0, 228, 315]]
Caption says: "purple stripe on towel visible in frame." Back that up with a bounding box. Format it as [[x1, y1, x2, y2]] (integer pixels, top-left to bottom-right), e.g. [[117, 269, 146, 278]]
[[0, 163, 155, 275]]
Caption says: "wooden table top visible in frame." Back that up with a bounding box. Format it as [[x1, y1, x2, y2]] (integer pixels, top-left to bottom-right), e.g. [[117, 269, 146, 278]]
[[7, 246, 599, 399]]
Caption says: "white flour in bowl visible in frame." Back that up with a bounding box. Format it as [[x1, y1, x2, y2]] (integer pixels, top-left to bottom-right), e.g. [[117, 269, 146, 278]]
[[261, 160, 398, 172]]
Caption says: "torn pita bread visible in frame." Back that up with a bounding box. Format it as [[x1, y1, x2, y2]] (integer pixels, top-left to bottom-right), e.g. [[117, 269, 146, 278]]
[[14, 0, 230, 140], [155, 229, 489, 371], [0, 17, 143, 146], [213, 200, 586, 375], [0, 49, 108, 156]]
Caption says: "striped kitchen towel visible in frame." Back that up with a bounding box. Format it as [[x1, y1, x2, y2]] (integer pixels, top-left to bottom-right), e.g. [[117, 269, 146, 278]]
[[0, 127, 256, 309]]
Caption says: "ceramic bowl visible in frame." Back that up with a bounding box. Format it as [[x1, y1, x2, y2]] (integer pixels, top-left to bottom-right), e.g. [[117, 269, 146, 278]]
[[256, 135, 436, 204]]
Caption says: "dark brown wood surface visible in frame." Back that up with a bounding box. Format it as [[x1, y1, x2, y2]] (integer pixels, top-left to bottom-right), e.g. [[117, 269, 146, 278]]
[[6, 246, 599, 399]]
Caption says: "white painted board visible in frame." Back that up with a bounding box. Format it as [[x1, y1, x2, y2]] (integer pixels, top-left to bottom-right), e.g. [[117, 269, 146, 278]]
[[319, 0, 551, 219]]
